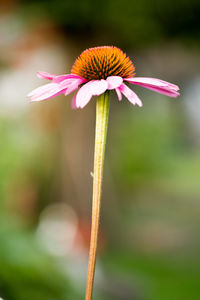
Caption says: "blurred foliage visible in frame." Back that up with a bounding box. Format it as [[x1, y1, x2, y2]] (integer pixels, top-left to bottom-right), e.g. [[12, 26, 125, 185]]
[[109, 97, 200, 193], [102, 249, 200, 300], [0, 119, 78, 298], [22, 0, 200, 47], [0, 217, 79, 300], [0, 117, 58, 219]]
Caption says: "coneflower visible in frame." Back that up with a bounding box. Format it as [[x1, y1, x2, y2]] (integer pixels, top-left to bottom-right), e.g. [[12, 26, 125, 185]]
[[28, 46, 180, 300]]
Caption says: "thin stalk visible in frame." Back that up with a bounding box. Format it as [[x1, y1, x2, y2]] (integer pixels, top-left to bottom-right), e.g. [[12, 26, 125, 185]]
[[85, 92, 110, 300]]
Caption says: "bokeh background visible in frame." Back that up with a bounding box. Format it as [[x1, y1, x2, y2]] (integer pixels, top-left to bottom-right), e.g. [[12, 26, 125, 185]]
[[0, 0, 200, 299]]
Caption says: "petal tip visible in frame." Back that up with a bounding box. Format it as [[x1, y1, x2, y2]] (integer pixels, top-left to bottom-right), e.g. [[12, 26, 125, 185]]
[[37, 71, 55, 80]]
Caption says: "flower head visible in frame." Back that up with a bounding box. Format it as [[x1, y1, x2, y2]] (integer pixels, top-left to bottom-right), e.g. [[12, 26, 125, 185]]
[[28, 46, 180, 108], [71, 46, 135, 80]]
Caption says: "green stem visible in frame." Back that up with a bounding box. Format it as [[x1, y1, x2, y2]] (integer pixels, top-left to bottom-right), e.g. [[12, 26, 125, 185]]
[[85, 92, 110, 300]]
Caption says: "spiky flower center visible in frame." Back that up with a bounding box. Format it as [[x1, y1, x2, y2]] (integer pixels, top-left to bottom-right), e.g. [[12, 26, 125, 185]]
[[71, 46, 135, 80]]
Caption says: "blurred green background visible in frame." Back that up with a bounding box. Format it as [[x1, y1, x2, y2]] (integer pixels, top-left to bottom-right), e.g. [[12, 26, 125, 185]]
[[0, 0, 200, 299]]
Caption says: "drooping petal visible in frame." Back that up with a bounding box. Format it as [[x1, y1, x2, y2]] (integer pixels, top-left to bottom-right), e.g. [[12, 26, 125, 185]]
[[76, 80, 108, 108], [115, 88, 122, 101], [64, 81, 80, 96], [37, 71, 55, 80], [125, 77, 179, 92], [50, 77, 85, 97], [119, 83, 143, 107], [75, 82, 93, 109], [28, 75, 85, 102], [106, 76, 123, 90], [37, 71, 87, 85], [59, 78, 78, 89], [140, 85, 180, 98], [53, 74, 87, 83], [28, 83, 66, 102], [72, 91, 78, 109], [27, 83, 55, 97]]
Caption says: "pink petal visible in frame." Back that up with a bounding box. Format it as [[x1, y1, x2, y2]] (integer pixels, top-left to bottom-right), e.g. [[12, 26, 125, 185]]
[[64, 81, 79, 96], [106, 76, 123, 90], [53, 74, 87, 84], [125, 77, 179, 92], [142, 85, 180, 97], [58, 77, 85, 96], [119, 83, 143, 107], [61, 77, 86, 88], [37, 71, 87, 84], [27, 83, 53, 97], [72, 91, 78, 109], [115, 88, 122, 101], [37, 71, 55, 80], [28, 74, 85, 102], [76, 80, 108, 108], [28, 83, 66, 102]]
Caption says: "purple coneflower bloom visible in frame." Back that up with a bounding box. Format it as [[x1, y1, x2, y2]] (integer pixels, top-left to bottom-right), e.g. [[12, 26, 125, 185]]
[[28, 46, 180, 108]]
